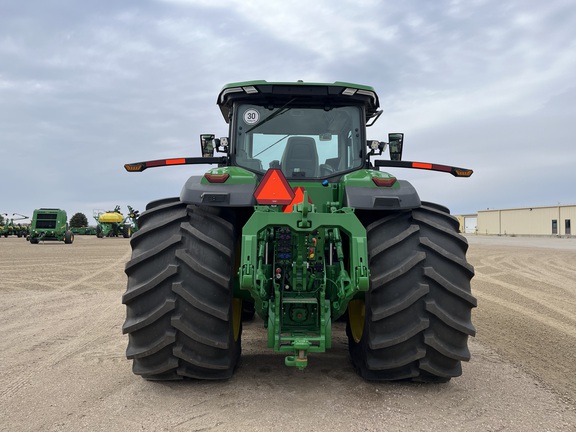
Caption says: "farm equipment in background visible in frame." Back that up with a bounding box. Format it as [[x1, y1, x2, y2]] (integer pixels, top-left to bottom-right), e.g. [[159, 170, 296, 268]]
[[95, 205, 139, 238], [28, 208, 74, 244], [1, 213, 29, 238], [70, 226, 98, 235], [122, 80, 476, 383]]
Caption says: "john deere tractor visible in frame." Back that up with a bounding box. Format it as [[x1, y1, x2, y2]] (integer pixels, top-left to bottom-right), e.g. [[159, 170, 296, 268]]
[[122, 81, 476, 382]]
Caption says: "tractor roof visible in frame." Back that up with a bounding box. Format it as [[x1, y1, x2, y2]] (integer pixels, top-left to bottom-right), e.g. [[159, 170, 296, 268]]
[[217, 80, 381, 124]]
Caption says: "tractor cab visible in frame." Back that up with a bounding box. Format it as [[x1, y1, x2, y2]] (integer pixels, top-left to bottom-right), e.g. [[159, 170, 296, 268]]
[[127, 81, 471, 179], [231, 104, 364, 179], [204, 81, 382, 180]]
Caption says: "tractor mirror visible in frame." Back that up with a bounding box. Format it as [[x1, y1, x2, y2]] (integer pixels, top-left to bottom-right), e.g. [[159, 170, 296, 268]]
[[200, 134, 215, 157], [388, 133, 404, 161]]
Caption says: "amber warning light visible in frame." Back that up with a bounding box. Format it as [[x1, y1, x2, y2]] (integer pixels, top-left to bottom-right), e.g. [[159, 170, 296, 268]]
[[254, 169, 295, 205], [124, 158, 188, 172], [124, 163, 144, 172]]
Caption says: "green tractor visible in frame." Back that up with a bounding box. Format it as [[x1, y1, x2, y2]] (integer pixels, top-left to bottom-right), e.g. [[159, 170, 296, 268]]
[[28, 208, 74, 244], [122, 80, 476, 382], [95, 205, 139, 238]]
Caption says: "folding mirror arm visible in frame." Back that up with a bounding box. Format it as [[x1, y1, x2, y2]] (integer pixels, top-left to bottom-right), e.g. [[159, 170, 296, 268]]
[[124, 156, 227, 172], [374, 160, 473, 177], [124, 134, 229, 172]]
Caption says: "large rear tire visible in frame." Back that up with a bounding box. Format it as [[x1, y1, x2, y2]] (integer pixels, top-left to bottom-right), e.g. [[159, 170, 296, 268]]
[[122, 199, 241, 380], [348, 203, 476, 382]]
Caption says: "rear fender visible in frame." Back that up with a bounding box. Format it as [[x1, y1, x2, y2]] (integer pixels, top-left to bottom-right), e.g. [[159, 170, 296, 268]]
[[341, 170, 421, 210], [344, 179, 421, 209], [180, 167, 259, 206]]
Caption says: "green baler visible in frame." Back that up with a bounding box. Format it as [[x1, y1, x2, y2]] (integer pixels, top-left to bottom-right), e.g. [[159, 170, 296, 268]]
[[28, 208, 74, 244], [122, 81, 476, 382]]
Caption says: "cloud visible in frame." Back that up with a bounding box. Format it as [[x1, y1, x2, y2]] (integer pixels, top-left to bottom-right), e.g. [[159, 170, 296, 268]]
[[1, 0, 575, 220]]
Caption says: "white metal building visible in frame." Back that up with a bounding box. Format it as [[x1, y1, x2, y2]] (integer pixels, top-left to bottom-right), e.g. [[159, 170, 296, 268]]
[[473, 204, 576, 236], [455, 214, 478, 234]]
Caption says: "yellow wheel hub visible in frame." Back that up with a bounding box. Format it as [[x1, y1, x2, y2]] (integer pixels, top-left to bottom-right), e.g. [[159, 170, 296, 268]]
[[348, 299, 365, 343]]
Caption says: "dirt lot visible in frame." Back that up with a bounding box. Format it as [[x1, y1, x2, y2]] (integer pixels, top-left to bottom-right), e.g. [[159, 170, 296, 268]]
[[1, 235, 575, 431]]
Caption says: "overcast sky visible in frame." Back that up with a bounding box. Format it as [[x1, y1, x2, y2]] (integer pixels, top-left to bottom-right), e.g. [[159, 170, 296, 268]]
[[1, 0, 575, 223]]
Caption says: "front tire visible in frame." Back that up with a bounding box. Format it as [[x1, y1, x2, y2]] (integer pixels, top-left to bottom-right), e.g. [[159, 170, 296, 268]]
[[122, 200, 241, 380], [122, 225, 132, 238], [348, 203, 476, 382]]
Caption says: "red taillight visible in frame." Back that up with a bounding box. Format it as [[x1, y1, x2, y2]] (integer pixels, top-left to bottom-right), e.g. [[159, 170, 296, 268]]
[[412, 162, 432, 170], [145, 160, 166, 167], [143, 158, 187, 168], [204, 173, 230, 183], [166, 158, 186, 165], [372, 177, 397, 187]]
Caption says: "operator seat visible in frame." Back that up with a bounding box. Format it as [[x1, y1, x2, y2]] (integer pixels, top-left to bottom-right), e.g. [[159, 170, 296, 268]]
[[281, 136, 319, 177], [236, 149, 263, 171]]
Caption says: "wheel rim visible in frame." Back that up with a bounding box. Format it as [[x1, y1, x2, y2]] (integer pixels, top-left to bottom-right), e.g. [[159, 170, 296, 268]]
[[232, 298, 242, 341], [348, 299, 365, 343]]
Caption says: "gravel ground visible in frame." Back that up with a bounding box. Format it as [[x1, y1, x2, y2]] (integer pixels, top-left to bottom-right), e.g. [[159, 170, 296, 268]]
[[0, 235, 575, 431]]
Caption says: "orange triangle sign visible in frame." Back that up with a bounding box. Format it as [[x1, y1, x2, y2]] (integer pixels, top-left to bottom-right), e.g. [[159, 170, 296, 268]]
[[254, 169, 295, 205], [283, 187, 313, 213]]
